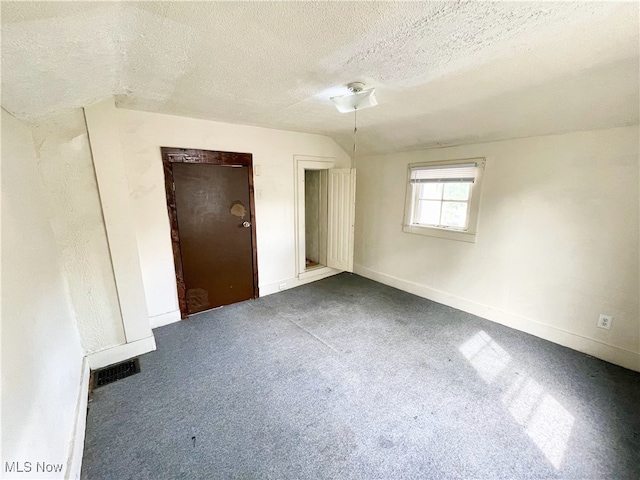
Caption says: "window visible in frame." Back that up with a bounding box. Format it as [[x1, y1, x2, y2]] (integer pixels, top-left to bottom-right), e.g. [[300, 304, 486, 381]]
[[403, 158, 485, 243]]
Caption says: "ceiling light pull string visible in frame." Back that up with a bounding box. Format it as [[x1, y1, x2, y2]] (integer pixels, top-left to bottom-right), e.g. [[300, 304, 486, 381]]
[[353, 105, 358, 167]]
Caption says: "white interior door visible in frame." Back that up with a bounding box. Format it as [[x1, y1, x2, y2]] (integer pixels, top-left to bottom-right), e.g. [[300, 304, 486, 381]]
[[327, 168, 356, 272]]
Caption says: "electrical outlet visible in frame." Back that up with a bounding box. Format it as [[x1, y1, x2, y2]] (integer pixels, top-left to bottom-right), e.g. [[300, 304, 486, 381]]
[[597, 314, 613, 330], [279, 283, 286, 291]]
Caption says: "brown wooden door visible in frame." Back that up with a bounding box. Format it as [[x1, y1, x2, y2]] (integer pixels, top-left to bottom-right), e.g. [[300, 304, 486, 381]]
[[163, 148, 258, 317]]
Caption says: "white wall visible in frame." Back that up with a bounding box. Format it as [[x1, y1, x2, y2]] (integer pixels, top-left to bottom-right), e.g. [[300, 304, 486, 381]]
[[1, 109, 86, 477], [84, 100, 154, 354], [117, 109, 351, 324], [31, 109, 125, 354], [355, 126, 639, 371]]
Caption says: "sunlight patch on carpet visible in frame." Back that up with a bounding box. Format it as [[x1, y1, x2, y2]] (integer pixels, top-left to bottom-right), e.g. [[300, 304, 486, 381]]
[[461, 330, 575, 469]]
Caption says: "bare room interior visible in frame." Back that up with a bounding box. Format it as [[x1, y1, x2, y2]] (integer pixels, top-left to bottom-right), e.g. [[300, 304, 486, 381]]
[[1, 2, 639, 479]]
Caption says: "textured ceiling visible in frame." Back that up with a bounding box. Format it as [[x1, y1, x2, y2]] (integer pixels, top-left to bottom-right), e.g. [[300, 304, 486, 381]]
[[2, 1, 638, 156]]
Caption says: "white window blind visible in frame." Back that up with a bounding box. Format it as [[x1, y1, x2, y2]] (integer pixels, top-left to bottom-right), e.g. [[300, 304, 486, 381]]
[[410, 163, 477, 184]]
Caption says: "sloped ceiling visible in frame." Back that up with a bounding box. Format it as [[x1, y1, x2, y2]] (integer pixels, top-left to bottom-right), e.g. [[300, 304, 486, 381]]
[[2, 1, 638, 156]]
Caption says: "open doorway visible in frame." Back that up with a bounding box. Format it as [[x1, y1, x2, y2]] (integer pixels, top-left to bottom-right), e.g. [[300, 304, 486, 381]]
[[295, 156, 356, 280], [304, 169, 327, 271]]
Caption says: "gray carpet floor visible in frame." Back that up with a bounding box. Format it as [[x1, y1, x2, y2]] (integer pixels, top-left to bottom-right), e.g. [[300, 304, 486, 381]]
[[82, 273, 640, 479]]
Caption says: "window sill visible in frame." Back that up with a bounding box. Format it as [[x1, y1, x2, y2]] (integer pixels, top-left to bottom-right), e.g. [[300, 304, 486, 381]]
[[402, 224, 477, 243]]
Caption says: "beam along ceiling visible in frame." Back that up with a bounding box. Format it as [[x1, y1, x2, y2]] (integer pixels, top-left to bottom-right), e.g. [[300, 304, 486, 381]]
[[2, 1, 638, 156]]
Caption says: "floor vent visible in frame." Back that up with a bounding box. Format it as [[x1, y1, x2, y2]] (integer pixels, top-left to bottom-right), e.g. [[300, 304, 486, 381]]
[[93, 358, 141, 389]]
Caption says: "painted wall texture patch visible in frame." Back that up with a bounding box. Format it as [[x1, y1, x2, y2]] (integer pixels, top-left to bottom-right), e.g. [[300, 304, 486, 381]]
[[230, 201, 246, 219], [186, 288, 209, 312]]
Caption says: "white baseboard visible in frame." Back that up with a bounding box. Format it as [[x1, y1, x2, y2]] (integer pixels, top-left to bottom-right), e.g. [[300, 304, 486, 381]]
[[153, 273, 344, 323], [150, 310, 181, 329], [260, 268, 343, 296], [355, 265, 640, 372], [86, 336, 157, 370], [65, 357, 90, 479]]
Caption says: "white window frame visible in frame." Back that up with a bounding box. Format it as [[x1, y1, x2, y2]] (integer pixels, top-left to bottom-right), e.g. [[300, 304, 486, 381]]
[[402, 157, 486, 243]]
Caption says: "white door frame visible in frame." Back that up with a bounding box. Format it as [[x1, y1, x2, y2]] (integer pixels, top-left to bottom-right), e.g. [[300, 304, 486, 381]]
[[294, 156, 335, 279]]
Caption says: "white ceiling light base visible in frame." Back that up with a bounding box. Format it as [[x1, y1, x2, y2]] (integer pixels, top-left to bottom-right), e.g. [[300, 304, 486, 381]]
[[330, 82, 378, 113]]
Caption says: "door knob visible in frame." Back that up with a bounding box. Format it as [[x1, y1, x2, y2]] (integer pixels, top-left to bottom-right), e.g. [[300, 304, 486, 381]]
[[242, 221, 251, 228]]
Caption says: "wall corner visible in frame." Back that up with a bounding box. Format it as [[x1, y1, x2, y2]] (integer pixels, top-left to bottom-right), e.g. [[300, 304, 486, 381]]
[[84, 98, 153, 345]]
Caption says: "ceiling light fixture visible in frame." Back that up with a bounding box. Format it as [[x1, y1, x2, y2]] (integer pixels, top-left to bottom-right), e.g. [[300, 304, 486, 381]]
[[329, 82, 378, 113], [330, 82, 378, 165]]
